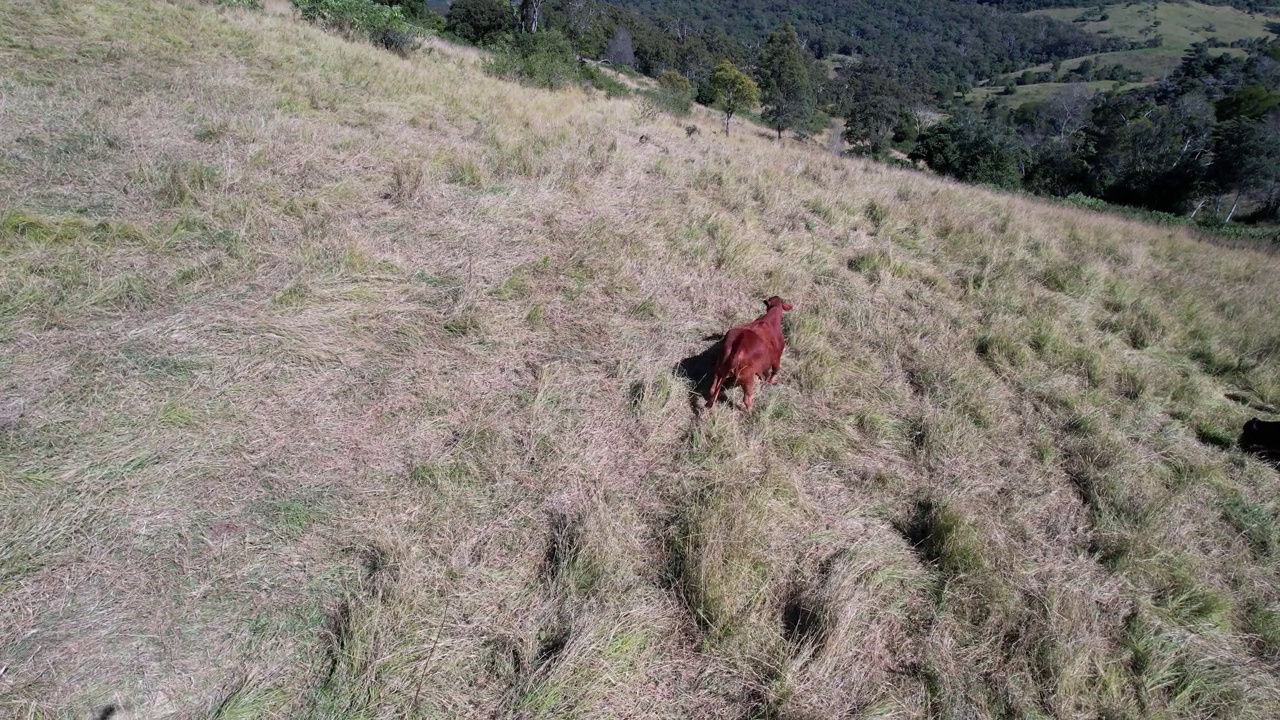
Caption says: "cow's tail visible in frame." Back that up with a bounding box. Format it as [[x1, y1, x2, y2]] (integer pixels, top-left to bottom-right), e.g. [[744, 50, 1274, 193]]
[[716, 334, 735, 373]]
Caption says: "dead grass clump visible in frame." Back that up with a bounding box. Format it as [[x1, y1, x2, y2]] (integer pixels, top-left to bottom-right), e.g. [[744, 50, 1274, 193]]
[[1062, 427, 1149, 523], [1039, 257, 1101, 297], [1218, 489, 1278, 559], [771, 542, 929, 717], [1243, 601, 1280, 659], [387, 159, 424, 204], [1147, 557, 1233, 631], [1100, 279, 1167, 349], [152, 158, 221, 207], [975, 330, 1027, 370], [847, 248, 907, 283]]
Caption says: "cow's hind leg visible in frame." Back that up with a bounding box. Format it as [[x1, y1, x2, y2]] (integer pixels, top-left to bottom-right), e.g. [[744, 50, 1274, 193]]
[[741, 375, 757, 411], [707, 373, 724, 409]]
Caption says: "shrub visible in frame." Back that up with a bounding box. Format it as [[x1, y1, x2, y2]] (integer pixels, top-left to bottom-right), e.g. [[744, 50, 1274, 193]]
[[648, 70, 693, 116], [291, 0, 413, 49], [579, 64, 630, 98], [485, 30, 580, 90]]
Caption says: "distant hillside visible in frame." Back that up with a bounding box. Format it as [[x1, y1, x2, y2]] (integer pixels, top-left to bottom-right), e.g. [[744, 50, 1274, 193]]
[[967, 0, 1279, 108], [983, 0, 1280, 11], [1028, 0, 1280, 79]]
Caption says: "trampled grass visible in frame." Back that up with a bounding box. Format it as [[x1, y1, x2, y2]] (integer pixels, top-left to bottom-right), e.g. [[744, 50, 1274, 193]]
[[3, 0, 1280, 718]]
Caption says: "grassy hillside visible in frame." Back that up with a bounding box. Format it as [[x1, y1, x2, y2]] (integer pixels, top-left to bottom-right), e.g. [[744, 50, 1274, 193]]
[[968, 79, 1152, 107], [972, 1, 1278, 105], [1010, 45, 1248, 81], [1032, 0, 1278, 50], [1033, 0, 1277, 76], [5, 1, 1280, 718]]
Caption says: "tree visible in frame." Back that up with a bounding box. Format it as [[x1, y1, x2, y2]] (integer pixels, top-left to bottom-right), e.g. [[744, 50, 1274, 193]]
[[1042, 84, 1095, 140], [518, 0, 544, 33], [911, 112, 1025, 189], [833, 60, 918, 157], [1209, 117, 1280, 222], [446, 0, 511, 44], [758, 23, 816, 139], [547, 0, 607, 55], [1086, 89, 1215, 213], [656, 70, 694, 115], [709, 61, 759, 136], [1215, 85, 1280, 122], [489, 28, 579, 89], [605, 24, 635, 67]]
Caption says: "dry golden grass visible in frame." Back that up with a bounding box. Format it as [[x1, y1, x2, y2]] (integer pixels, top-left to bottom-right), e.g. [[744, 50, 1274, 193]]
[[4, 1, 1280, 718]]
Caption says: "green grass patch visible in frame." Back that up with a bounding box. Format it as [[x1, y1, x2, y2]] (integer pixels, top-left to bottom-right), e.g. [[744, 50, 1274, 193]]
[[1219, 490, 1277, 557]]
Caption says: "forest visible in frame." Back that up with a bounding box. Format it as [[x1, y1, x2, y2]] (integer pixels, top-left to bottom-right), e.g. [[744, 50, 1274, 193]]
[[911, 41, 1280, 222], [606, 0, 1127, 87]]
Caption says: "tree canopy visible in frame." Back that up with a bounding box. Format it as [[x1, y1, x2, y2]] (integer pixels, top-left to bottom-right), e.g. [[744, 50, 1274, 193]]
[[758, 23, 816, 139]]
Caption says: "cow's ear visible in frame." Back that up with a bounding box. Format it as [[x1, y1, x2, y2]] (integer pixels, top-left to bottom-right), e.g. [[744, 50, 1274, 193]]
[[782, 302, 793, 311]]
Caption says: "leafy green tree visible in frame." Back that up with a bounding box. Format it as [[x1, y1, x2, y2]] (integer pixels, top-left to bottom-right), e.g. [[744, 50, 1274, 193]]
[[655, 70, 694, 115], [518, 0, 545, 33], [758, 23, 816, 139], [446, 0, 511, 44], [1087, 90, 1215, 212], [293, 0, 415, 50], [911, 112, 1026, 189], [1215, 86, 1280, 122], [709, 61, 759, 136], [632, 24, 676, 75], [832, 60, 917, 157], [487, 29, 579, 89]]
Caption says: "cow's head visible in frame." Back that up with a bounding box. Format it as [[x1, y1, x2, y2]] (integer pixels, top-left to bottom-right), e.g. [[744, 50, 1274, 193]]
[[764, 296, 793, 312]]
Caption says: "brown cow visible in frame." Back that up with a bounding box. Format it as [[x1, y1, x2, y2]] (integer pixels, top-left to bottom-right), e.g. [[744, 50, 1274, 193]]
[[707, 296, 793, 411]]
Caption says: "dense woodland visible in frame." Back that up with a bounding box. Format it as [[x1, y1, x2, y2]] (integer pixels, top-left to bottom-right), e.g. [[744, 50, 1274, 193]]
[[607, 0, 1126, 88], [914, 42, 1280, 222], [407, 0, 1280, 226]]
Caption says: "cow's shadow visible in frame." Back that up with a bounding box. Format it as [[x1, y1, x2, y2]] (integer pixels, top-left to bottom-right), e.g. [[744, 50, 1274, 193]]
[[1240, 439, 1280, 469], [674, 334, 733, 413]]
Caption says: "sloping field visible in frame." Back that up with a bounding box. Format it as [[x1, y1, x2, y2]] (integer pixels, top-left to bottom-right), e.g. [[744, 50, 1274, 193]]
[[1006, 45, 1245, 83], [1033, 0, 1278, 47], [978, 1, 1279, 106], [969, 80, 1152, 107], [4, 1, 1280, 718]]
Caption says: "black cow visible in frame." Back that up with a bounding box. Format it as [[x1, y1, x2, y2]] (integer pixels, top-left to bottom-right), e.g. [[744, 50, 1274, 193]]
[[1240, 417, 1280, 457]]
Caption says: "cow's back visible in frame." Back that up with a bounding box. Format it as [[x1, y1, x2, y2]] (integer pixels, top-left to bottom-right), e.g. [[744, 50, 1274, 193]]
[[720, 326, 771, 377]]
